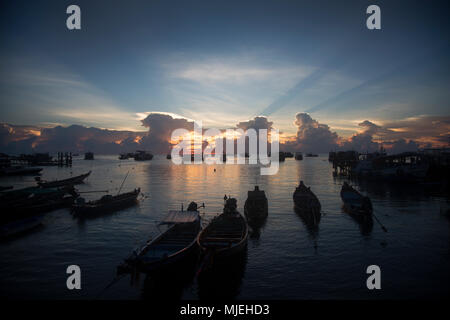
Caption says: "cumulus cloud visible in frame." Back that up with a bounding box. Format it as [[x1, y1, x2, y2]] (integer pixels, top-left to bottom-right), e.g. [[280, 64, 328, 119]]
[[0, 123, 144, 155], [139, 113, 195, 154], [236, 116, 273, 132], [283, 113, 339, 153], [1, 113, 448, 156]]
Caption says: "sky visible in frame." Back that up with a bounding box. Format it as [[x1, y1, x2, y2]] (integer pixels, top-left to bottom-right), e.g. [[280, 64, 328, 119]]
[[0, 0, 449, 153]]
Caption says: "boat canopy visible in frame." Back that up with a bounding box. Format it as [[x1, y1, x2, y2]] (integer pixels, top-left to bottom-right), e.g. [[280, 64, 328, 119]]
[[161, 210, 199, 224]]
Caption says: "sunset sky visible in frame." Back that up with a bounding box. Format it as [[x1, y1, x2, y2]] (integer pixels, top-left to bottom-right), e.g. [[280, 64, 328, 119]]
[[0, 0, 449, 153]]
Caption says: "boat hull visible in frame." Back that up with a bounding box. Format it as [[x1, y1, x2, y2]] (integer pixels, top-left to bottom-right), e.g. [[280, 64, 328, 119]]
[[38, 171, 91, 188], [197, 212, 248, 260], [72, 190, 140, 217]]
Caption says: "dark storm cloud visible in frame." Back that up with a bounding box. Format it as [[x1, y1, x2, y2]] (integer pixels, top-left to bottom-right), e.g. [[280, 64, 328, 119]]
[[139, 113, 195, 154]]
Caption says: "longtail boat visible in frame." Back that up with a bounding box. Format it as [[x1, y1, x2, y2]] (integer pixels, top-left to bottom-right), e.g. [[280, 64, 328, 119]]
[[244, 186, 268, 224], [72, 188, 140, 217], [37, 171, 91, 188], [197, 198, 248, 261], [118, 202, 202, 274], [340, 182, 373, 216], [293, 181, 321, 226]]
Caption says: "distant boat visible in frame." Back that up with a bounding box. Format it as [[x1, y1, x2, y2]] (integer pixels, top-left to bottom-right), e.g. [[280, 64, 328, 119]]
[[340, 182, 372, 215], [244, 186, 268, 224], [0, 166, 43, 176], [118, 202, 202, 274], [305, 153, 318, 157], [120, 152, 135, 160], [295, 152, 303, 160], [197, 198, 248, 263], [36, 171, 91, 188], [284, 152, 294, 158], [84, 152, 94, 160], [72, 188, 140, 217], [293, 181, 321, 225], [134, 150, 153, 161]]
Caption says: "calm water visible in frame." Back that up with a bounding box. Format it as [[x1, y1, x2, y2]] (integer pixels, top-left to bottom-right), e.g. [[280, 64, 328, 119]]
[[0, 155, 449, 300]]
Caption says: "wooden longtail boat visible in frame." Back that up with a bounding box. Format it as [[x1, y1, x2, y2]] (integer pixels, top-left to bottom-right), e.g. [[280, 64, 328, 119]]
[[37, 171, 91, 188], [293, 181, 321, 225], [72, 188, 140, 216], [197, 198, 248, 261], [340, 182, 373, 216], [118, 202, 202, 274], [244, 186, 268, 224]]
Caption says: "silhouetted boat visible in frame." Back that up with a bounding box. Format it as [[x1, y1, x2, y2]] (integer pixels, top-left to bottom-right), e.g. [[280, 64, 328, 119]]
[[284, 152, 294, 158], [305, 153, 318, 157], [118, 202, 202, 274], [295, 152, 303, 160], [119, 153, 134, 160], [84, 152, 94, 160], [197, 198, 248, 263], [1, 188, 77, 238], [340, 182, 373, 215], [0, 186, 76, 208], [293, 181, 321, 225], [36, 171, 91, 188], [0, 166, 43, 176], [244, 186, 268, 224], [72, 188, 140, 216], [134, 150, 153, 161]]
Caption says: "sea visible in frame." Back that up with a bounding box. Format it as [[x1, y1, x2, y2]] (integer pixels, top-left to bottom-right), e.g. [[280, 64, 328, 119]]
[[0, 154, 449, 300]]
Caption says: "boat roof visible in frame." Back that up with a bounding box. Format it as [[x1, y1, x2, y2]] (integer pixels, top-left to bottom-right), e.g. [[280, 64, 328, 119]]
[[161, 210, 199, 224]]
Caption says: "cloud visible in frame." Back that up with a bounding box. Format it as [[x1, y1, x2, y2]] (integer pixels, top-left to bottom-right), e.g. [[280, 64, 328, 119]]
[[236, 116, 273, 131], [139, 112, 195, 154], [1, 62, 142, 130], [1, 112, 448, 156], [283, 113, 339, 153], [0, 123, 144, 154]]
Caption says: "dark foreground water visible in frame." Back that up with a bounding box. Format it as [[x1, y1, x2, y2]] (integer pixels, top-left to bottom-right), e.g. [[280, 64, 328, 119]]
[[0, 155, 449, 300]]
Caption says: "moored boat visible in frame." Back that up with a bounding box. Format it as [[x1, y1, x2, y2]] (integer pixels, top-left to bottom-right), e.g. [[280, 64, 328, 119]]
[[295, 152, 303, 160], [244, 186, 268, 224], [134, 150, 153, 161], [0, 166, 43, 176], [72, 188, 140, 216], [36, 171, 91, 188], [84, 152, 94, 160], [118, 202, 202, 274], [197, 198, 248, 261], [293, 181, 321, 225], [340, 182, 373, 215]]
